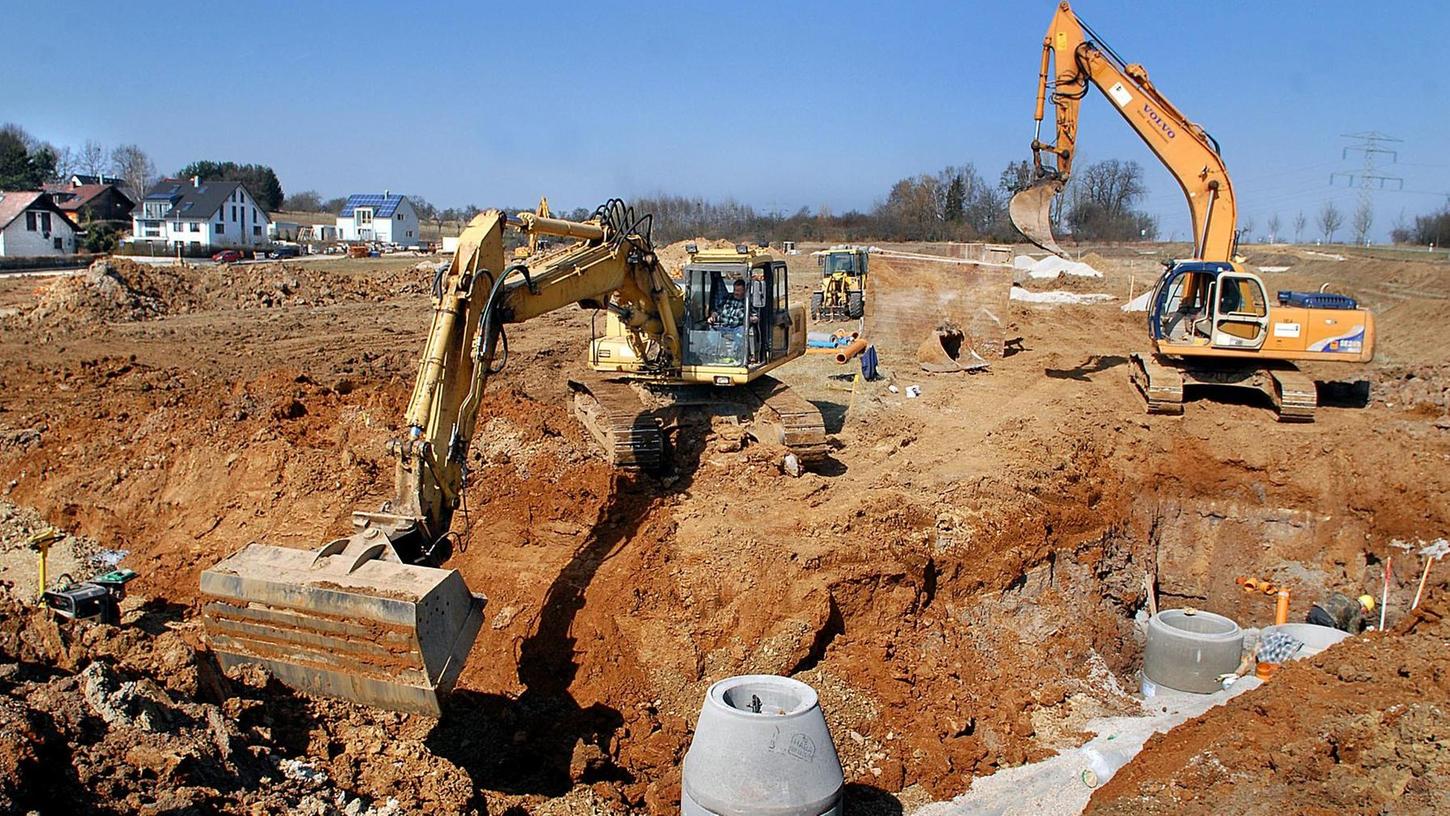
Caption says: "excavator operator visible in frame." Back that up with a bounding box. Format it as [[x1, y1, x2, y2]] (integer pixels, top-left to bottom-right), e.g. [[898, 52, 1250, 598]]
[[710, 279, 748, 328]]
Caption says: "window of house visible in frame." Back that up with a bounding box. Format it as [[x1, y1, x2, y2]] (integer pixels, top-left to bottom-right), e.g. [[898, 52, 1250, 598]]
[[25, 212, 36, 230], [53, 237, 62, 250], [397, 213, 403, 220], [252, 225, 261, 236], [406, 230, 413, 237], [40, 212, 51, 232], [232, 205, 237, 221], [191, 222, 200, 232], [356, 207, 373, 226], [216, 222, 224, 235]]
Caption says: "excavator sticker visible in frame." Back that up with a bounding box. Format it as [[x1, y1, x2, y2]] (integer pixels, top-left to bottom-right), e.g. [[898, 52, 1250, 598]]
[[1309, 327, 1365, 355], [1108, 82, 1133, 107]]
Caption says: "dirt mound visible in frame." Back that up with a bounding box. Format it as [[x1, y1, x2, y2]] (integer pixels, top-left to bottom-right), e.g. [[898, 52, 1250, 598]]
[[21, 258, 202, 325], [1087, 585, 1450, 815], [8, 258, 432, 328], [0, 596, 477, 815], [656, 238, 737, 276]]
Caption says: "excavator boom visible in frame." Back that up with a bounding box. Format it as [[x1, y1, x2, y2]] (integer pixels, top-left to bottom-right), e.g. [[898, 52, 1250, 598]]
[[1010, 1, 1236, 261]]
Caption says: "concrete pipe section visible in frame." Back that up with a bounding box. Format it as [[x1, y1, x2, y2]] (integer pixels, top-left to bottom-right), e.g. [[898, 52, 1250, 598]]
[[682, 674, 844, 816], [1143, 609, 1245, 694]]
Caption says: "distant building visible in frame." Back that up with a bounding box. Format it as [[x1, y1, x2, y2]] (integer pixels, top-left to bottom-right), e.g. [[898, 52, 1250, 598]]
[[43, 179, 134, 225], [130, 177, 272, 252], [336, 192, 420, 245], [0, 191, 79, 257]]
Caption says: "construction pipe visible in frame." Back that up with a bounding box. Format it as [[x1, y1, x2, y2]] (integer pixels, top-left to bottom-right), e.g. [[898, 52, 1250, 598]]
[[834, 338, 868, 364], [832, 329, 860, 341], [1275, 589, 1290, 626]]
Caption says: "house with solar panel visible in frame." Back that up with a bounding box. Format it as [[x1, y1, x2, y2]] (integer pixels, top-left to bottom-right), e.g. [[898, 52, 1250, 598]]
[[129, 176, 271, 254], [335, 192, 420, 246]]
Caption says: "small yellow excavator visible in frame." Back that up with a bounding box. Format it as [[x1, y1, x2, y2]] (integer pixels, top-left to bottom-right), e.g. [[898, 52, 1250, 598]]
[[809, 245, 868, 322], [200, 200, 826, 714], [1011, 1, 1374, 420]]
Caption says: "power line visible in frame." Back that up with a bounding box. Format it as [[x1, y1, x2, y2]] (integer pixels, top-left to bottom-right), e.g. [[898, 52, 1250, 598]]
[[1331, 131, 1403, 241]]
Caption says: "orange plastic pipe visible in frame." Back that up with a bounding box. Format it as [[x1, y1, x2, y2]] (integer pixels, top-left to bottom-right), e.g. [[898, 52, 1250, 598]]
[[1275, 589, 1290, 626], [835, 338, 868, 364]]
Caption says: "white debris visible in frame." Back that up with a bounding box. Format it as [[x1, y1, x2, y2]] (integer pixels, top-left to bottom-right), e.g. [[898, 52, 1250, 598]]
[[1014, 255, 1104, 279], [1258, 265, 1291, 273], [1010, 288, 1116, 305]]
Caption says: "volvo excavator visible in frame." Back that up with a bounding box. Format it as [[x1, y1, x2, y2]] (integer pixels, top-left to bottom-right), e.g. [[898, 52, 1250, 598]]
[[199, 200, 826, 714], [1010, 1, 1375, 420]]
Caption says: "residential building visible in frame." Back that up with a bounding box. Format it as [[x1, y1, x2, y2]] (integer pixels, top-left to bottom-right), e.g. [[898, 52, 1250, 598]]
[[130, 177, 272, 252], [43, 179, 135, 225], [0, 191, 79, 257], [336, 192, 420, 245]]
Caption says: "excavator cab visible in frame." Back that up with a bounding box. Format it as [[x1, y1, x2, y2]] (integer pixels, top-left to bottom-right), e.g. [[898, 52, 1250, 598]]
[[1150, 262, 1269, 350], [676, 247, 796, 379]]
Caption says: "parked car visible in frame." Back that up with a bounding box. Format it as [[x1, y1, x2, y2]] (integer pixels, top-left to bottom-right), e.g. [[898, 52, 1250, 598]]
[[211, 249, 242, 263], [268, 245, 301, 259]]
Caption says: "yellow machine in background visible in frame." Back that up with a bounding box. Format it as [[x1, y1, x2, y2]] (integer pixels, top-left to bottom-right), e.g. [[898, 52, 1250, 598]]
[[512, 195, 551, 259], [1010, 1, 1374, 420], [809, 245, 868, 322], [200, 200, 827, 714]]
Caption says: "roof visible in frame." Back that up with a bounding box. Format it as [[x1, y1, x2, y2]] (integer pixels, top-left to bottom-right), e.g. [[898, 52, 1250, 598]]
[[0, 191, 68, 231], [71, 174, 123, 186], [339, 194, 407, 218], [140, 178, 264, 221], [42, 183, 115, 211]]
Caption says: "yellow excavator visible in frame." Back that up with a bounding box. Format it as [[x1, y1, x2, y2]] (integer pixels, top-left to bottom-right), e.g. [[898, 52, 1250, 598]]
[[809, 245, 868, 322], [199, 200, 826, 714], [1011, 1, 1374, 420]]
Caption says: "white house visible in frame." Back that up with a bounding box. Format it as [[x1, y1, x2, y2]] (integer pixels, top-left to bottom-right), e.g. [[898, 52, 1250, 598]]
[[0, 191, 79, 257], [336, 192, 420, 245], [130, 177, 272, 252]]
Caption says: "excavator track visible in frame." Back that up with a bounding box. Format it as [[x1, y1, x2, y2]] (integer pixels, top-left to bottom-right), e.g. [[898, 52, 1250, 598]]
[[1129, 353, 1185, 415], [568, 376, 667, 470], [1269, 366, 1317, 422], [742, 375, 831, 464]]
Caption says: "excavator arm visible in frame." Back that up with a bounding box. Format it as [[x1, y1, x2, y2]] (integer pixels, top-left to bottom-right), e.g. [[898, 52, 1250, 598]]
[[200, 199, 681, 714], [1011, 1, 1237, 262]]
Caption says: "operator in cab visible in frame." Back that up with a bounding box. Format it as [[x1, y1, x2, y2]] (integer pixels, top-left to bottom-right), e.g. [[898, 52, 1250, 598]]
[[709, 279, 747, 329]]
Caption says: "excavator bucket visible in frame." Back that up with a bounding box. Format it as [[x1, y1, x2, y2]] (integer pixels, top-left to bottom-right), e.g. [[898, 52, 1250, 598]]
[[199, 535, 485, 716], [1009, 178, 1068, 258]]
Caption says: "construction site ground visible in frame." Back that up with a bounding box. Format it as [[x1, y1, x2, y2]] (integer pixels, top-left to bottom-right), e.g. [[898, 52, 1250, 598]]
[[0, 242, 1447, 814]]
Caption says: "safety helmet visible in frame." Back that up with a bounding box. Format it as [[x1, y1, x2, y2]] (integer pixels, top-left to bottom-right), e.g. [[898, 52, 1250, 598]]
[[1358, 594, 1376, 612]]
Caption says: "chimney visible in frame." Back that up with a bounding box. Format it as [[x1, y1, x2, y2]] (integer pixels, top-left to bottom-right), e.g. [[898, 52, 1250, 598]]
[[384, 189, 390, 198], [192, 175, 201, 187]]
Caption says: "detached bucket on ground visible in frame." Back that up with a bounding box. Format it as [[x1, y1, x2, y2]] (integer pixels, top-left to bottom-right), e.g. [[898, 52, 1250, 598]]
[[200, 533, 485, 716], [918, 327, 989, 373]]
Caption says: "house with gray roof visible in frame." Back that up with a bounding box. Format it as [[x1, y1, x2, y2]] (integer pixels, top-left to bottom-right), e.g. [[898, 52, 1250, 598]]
[[129, 176, 271, 252], [335, 192, 419, 246]]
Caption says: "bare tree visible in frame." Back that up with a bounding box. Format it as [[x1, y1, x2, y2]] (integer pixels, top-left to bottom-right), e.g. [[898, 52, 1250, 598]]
[[80, 140, 108, 176], [1267, 213, 1282, 243], [52, 145, 77, 180], [1352, 200, 1375, 245], [110, 144, 155, 197], [1292, 211, 1307, 243], [1317, 201, 1343, 243], [1239, 216, 1255, 243]]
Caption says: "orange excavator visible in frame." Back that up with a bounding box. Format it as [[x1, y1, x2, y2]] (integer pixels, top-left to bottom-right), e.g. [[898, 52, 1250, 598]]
[[1011, 1, 1374, 420]]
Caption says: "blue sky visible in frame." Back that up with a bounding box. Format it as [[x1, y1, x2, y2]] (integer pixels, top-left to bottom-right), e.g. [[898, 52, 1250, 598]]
[[5, 1, 1446, 241]]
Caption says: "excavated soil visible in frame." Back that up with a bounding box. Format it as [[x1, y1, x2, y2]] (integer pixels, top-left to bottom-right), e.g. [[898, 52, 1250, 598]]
[[0, 243, 1447, 814]]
